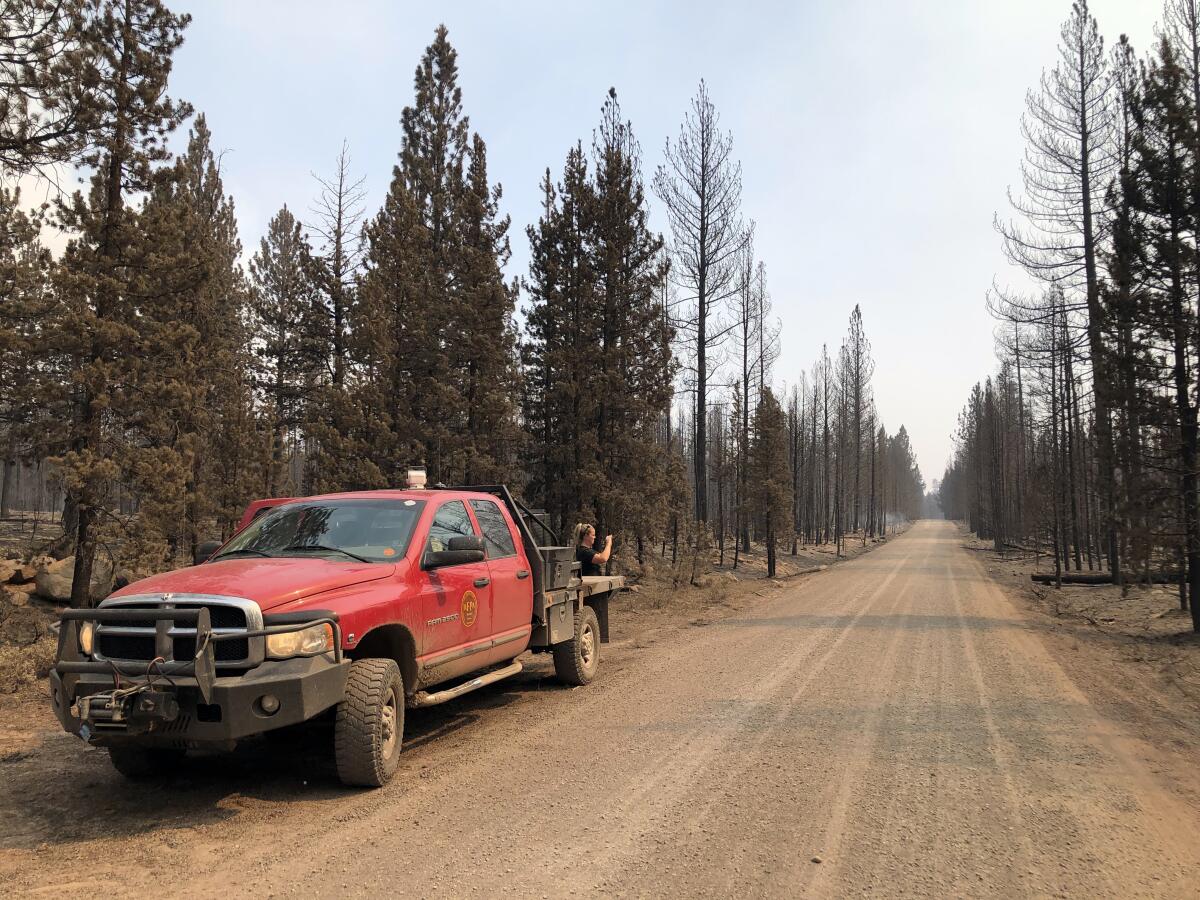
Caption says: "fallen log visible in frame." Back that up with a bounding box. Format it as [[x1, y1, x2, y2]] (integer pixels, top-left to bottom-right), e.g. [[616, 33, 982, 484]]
[[1030, 572, 1179, 585], [1002, 542, 1036, 554]]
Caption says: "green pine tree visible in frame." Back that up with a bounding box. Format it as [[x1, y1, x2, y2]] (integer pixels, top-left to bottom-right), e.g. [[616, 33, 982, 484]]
[[350, 159, 431, 488], [141, 114, 259, 546], [42, 0, 191, 604], [452, 134, 523, 484], [522, 144, 598, 530], [751, 387, 793, 577], [0, 188, 52, 518], [588, 88, 674, 549], [523, 91, 675, 550], [355, 24, 518, 487], [249, 205, 320, 495]]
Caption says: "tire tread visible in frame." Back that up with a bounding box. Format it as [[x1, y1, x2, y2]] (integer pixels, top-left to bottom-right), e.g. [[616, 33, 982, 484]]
[[334, 657, 403, 787], [553, 606, 599, 686]]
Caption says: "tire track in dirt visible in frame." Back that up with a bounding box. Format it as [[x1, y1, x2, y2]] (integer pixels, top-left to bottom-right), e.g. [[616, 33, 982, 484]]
[[786, 541, 927, 898], [943, 555, 1044, 894], [955, 546, 1200, 895], [253, 548, 915, 897], [593, 546, 921, 896]]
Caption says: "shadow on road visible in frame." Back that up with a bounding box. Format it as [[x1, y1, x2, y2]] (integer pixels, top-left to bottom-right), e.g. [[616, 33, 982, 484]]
[[0, 664, 566, 852]]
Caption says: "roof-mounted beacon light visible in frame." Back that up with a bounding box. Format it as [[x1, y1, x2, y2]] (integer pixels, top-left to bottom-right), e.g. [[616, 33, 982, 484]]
[[406, 466, 427, 490]]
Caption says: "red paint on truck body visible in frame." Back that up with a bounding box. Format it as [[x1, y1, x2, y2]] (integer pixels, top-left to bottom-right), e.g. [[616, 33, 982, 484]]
[[109, 490, 536, 682]]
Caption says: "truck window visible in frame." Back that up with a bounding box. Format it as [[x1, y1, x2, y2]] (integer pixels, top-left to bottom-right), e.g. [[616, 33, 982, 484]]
[[427, 500, 476, 553], [469, 499, 517, 558], [215, 499, 425, 564]]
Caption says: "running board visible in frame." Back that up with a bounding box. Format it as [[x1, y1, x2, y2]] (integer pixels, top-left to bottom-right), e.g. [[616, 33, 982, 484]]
[[409, 660, 523, 708]]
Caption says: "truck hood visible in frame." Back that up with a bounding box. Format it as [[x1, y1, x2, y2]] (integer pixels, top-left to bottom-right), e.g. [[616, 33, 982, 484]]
[[109, 557, 396, 612]]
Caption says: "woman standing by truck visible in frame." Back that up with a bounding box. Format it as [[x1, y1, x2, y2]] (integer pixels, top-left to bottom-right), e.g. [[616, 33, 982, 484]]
[[573, 523, 612, 576]]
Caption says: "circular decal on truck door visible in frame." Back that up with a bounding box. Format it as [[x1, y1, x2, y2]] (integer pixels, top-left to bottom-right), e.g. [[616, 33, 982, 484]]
[[460, 590, 478, 628]]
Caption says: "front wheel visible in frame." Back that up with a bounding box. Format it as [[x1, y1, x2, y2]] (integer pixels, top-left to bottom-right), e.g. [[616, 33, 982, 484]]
[[553, 606, 600, 686], [334, 658, 404, 787]]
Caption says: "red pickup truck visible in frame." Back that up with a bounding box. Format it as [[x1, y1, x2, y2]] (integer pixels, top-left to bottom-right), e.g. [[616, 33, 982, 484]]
[[50, 482, 622, 787]]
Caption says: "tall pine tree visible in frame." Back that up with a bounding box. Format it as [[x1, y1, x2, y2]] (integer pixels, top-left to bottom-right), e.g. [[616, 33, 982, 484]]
[[43, 0, 192, 604], [751, 387, 792, 577], [523, 90, 675, 548], [141, 114, 257, 547], [588, 88, 674, 547], [523, 145, 596, 528], [356, 24, 518, 486], [249, 205, 319, 495], [0, 188, 51, 518]]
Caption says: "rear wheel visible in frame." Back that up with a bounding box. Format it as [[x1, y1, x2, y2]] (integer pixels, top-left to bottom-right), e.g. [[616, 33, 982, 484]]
[[334, 658, 404, 787], [553, 606, 600, 686], [107, 745, 185, 779]]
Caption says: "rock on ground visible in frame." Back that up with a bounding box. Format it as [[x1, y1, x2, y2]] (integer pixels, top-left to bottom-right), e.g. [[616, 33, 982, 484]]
[[33, 556, 112, 603]]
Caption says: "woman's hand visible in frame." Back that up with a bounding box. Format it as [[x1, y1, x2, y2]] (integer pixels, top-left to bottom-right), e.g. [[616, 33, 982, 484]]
[[595, 534, 613, 564]]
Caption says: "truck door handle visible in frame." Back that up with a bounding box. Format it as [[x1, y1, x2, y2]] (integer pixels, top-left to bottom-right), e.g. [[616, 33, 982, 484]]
[[474, 577, 491, 588], [516, 570, 530, 580]]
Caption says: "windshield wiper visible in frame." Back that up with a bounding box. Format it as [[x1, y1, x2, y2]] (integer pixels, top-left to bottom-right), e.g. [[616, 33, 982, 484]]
[[280, 544, 373, 564], [213, 548, 273, 560]]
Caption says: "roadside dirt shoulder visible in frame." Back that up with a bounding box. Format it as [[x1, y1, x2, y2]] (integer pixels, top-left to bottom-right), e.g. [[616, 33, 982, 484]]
[[963, 526, 1200, 809]]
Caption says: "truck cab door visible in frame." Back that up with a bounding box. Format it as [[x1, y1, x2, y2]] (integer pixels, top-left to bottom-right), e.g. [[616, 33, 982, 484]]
[[469, 498, 532, 644], [418, 499, 494, 661]]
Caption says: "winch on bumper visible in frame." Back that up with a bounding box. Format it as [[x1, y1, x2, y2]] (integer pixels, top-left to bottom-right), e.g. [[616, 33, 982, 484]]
[[50, 605, 349, 747]]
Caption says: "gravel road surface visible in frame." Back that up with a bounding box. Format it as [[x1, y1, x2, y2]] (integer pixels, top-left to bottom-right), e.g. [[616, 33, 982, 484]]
[[3, 520, 1199, 898]]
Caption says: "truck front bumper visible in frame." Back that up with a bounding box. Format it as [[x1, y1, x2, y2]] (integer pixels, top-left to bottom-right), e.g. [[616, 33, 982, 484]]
[[50, 655, 350, 747]]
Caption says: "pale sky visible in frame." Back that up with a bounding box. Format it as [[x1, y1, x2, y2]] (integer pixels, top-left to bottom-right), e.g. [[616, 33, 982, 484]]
[[152, 0, 1162, 483]]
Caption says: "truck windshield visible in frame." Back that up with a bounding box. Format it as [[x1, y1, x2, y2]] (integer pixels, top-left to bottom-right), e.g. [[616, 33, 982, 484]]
[[214, 499, 425, 564]]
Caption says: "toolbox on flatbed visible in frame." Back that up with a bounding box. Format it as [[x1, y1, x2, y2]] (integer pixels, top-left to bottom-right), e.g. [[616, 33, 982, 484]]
[[540, 546, 576, 591]]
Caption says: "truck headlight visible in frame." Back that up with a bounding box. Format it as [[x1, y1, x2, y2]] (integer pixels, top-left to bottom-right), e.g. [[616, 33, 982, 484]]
[[78, 621, 95, 656], [266, 623, 334, 659]]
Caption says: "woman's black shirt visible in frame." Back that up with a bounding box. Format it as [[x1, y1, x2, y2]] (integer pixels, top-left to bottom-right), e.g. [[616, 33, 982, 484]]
[[576, 545, 602, 576]]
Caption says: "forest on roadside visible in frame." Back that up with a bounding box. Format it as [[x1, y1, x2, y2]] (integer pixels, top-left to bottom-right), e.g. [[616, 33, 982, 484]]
[[0, 0, 924, 605], [940, 0, 1200, 631]]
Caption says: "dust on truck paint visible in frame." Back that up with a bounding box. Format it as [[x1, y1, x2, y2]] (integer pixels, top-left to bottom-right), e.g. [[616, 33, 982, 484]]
[[50, 476, 624, 787]]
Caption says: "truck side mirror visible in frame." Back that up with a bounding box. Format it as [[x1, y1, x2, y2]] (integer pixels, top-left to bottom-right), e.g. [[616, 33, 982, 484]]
[[195, 539, 223, 565], [448, 535, 485, 553], [423, 535, 485, 569]]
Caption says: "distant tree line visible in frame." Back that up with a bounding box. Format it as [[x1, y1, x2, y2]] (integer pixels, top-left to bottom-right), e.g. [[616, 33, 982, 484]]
[[942, 0, 1200, 632], [649, 83, 924, 575], [0, 0, 924, 602]]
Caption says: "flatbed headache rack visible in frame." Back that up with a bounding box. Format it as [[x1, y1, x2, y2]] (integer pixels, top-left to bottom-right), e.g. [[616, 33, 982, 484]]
[[448, 485, 624, 645]]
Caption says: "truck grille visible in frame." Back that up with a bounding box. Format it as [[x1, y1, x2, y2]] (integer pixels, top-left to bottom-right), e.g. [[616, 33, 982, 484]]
[[93, 595, 264, 670]]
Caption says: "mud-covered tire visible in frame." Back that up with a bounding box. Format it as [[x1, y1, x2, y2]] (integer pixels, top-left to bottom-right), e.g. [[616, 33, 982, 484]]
[[553, 606, 600, 686], [334, 658, 404, 788], [107, 745, 185, 779]]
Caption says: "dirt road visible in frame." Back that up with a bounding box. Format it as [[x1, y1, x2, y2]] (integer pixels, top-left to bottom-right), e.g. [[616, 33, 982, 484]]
[[4, 520, 1200, 897]]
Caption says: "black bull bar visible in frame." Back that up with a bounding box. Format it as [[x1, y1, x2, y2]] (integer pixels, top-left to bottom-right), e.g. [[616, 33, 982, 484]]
[[55, 606, 343, 706]]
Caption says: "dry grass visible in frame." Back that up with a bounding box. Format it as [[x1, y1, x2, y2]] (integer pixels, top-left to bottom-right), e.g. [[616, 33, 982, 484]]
[[0, 636, 56, 694], [962, 528, 1200, 705], [0, 511, 60, 560], [612, 528, 907, 634], [0, 588, 61, 693]]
